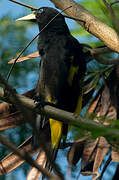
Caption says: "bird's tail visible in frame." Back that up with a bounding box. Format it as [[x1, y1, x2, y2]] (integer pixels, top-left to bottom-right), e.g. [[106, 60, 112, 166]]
[[44, 118, 63, 173], [45, 143, 60, 173], [33, 115, 63, 176]]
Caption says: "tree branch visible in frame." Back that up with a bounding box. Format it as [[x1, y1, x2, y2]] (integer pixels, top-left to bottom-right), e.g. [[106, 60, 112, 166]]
[[0, 85, 119, 147], [50, 0, 119, 53], [84, 46, 112, 55], [93, 54, 119, 65]]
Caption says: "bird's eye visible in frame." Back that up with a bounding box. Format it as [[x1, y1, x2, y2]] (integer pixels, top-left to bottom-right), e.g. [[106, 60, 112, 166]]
[[39, 8, 44, 14]]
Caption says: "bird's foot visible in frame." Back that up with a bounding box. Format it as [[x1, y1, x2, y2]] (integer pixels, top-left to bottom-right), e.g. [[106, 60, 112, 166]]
[[33, 95, 55, 108], [33, 95, 46, 108]]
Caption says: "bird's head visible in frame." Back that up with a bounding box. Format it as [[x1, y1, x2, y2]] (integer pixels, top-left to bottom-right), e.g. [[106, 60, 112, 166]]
[[17, 7, 65, 30]]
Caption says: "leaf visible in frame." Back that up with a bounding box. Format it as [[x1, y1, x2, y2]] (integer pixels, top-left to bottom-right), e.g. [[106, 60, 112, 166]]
[[27, 150, 47, 180], [80, 137, 110, 179], [86, 93, 101, 116], [67, 138, 86, 166], [68, 137, 111, 179], [84, 75, 99, 94], [81, 171, 100, 179], [0, 89, 35, 130], [92, 137, 110, 180], [8, 51, 40, 64], [0, 136, 38, 175], [81, 139, 98, 169]]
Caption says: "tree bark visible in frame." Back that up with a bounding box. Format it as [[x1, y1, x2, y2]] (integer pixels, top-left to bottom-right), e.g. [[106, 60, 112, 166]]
[[50, 0, 119, 53]]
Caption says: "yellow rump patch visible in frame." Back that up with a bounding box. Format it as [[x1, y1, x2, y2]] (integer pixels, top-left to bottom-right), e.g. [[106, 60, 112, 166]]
[[47, 96, 62, 148], [49, 118, 62, 148]]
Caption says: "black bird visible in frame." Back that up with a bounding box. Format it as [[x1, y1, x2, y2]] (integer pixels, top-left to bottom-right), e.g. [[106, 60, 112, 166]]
[[18, 7, 86, 170]]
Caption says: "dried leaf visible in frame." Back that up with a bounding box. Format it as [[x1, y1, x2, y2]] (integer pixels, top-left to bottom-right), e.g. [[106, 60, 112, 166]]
[[87, 67, 119, 122], [98, 85, 110, 116], [81, 139, 98, 169], [0, 89, 35, 130], [87, 85, 117, 124], [86, 94, 100, 116], [67, 138, 86, 166], [27, 150, 47, 180], [92, 137, 110, 180], [0, 111, 24, 130], [0, 137, 38, 175], [93, 137, 110, 171], [80, 137, 110, 180], [8, 51, 40, 64], [81, 171, 100, 178], [0, 102, 24, 130]]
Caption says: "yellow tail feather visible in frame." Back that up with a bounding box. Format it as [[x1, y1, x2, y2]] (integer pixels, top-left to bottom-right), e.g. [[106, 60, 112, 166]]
[[49, 118, 62, 148]]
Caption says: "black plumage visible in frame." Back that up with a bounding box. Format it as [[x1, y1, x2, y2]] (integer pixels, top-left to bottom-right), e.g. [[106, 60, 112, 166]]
[[19, 7, 86, 171]]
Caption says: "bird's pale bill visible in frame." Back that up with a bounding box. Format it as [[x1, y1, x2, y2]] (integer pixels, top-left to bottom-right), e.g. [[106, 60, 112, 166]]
[[16, 13, 36, 21]]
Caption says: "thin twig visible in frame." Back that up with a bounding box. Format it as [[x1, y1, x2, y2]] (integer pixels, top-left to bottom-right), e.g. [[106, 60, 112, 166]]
[[6, 5, 72, 81], [93, 54, 119, 65], [84, 46, 112, 55], [9, 0, 38, 11], [64, 15, 85, 24]]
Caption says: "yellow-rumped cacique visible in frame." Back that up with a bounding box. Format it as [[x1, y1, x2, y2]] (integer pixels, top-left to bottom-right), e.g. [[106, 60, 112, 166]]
[[17, 7, 86, 169]]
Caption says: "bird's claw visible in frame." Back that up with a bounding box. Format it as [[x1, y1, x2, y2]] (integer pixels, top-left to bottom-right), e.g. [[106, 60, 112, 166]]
[[33, 95, 54, 109], [33, 95, 45, 108]]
